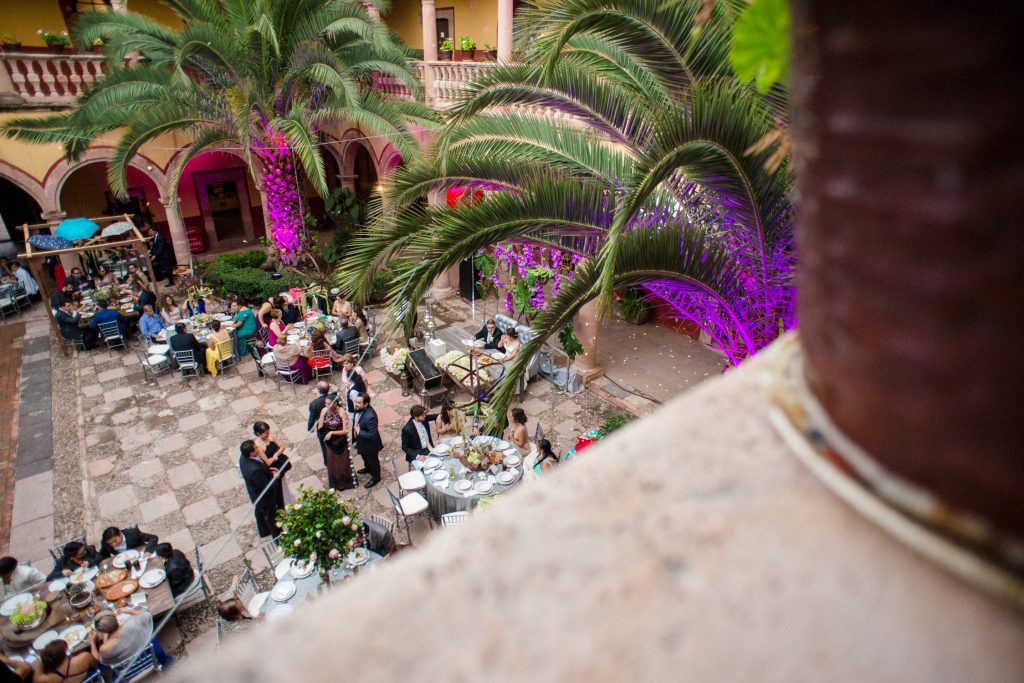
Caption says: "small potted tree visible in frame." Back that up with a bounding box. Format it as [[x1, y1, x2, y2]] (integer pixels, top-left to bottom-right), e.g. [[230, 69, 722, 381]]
[[481, 42, 498, 61], [456, 35, 476, 61], [38, 30, 71, 54], [616, 286, 651, 325], [1, 34, 22, 52], [438, 38, 453, 61], [90, 37, 105, 54]]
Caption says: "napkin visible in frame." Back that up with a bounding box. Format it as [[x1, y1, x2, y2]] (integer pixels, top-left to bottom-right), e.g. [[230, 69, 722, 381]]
[[509, 467, 519, 475]]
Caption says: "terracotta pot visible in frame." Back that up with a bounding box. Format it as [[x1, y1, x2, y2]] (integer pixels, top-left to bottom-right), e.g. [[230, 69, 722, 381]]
[[438, 50, 452, 61], [475, 49, 497, 61], [47, 44, 66, 54], [454, 50, 474, 62], [1, 42, 22, 52], [91, 45, 104, 54]]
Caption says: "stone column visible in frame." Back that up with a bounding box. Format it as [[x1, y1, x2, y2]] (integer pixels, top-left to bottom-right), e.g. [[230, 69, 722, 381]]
[[159, 196, 190, 267], [573, 298, 603, 383], [421, 0, 437, 104], [427, 191, 454, 298], [497, 0, 513, 63]]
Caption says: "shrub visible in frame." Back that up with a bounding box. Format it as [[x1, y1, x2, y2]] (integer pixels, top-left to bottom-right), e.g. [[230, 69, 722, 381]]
[[598, 413, 632, 437], [213, 249, 267, 270], [200, 249, 308, 303]]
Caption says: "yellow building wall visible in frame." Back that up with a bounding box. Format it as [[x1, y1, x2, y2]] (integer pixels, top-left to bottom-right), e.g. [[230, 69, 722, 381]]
[[128, 0, 184, 28], [0, 0, 68, 46], [388, 0, 499, 50]]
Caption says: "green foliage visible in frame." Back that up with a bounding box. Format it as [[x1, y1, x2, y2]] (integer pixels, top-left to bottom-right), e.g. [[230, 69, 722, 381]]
[[730, 0, 791, 92], [200, 249, 308, 303], [275, 486, 362, 571], [459, 35, 477, 51], [439, 38, 454, 52], [1, 34, 17, 44], [474, 253, 498, 301], [617, 287, 651, 322], [321, 187, 363, 263], [598, 413, 632, 438], [368, 257, 414, 303], [39, 30, 71, 48], [558, 322, 585, 360]]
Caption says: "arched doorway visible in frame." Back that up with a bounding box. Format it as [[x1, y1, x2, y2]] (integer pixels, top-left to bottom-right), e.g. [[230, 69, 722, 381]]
[[57, 162, 163, 228], [175, 151, 260, 251], [341, 138, 379, 204], [0, 176, 42, 257]]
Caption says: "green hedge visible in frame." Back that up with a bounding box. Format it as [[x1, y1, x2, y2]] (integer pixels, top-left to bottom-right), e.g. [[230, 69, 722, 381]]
[[201, 249, 309, 303]]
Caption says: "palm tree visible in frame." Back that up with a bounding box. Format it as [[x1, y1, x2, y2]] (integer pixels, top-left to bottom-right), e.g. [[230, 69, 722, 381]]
[[1, 0, 440, 264], [338, 0, 794, 425]]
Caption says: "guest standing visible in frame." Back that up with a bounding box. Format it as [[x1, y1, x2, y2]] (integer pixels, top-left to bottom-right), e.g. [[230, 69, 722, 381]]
[[340, 355, 368, 424], [352, 393, 382, 488], [319, 400, 354, 490], [307, 381, 336, 466], [401, 405, 437, 470], [352, 304, 369, 347], [253, 421, 294, 503], [239, 440, 285, 538]]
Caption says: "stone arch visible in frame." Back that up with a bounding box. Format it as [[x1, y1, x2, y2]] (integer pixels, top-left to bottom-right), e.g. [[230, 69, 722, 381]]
[[335, 129, 380, 202], [44, 148, 168, 212], [0, 161, 47, 212]]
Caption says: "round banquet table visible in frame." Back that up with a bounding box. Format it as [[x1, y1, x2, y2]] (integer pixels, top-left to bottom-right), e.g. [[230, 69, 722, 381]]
[[260, 550, 382, 616], [421, 436, 524, 517]]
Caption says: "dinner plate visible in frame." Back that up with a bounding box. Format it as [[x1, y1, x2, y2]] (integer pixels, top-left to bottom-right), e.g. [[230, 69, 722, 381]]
[[423, 456, 441, 470], [1, 593, 32, 617], [474, 480, 494, 494], [290, 562, 316, 579], [267, 604, 294, 621], [274, 559, 293, 581], [271, 581, 296, 602], [95, 569, 127, 590], [69, 566, 99, 584], [59, 625, 88, 649], [346, 548, 370, 566], [455, 479, 473, 492], [139, 569, 166, 589], [450, 437, 464, 446], [496, 471, 516, 485], [496, 440, 511, 450], [430, 469, 449, 482], [432, 444, 451, 455], [32, 631, 60, 651], [48, 578, 69, 592], [503, 454, 522, 467], [112, 549, 141, 568]]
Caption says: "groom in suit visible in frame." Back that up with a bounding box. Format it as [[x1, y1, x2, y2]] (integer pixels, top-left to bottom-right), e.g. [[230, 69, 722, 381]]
[[307, 381, 337, 466], [401, 405, 437, 471], [352, 393, 383, 489]]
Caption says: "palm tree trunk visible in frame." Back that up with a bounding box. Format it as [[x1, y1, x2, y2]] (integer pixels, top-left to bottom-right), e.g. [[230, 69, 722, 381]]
[[257, 143, 309, 265], [792, 1, 1024, 539]]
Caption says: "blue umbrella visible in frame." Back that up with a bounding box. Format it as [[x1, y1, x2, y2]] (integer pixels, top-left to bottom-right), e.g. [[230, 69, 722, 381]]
[[54, 218, 100, 241], [28, 234, 74, 251]]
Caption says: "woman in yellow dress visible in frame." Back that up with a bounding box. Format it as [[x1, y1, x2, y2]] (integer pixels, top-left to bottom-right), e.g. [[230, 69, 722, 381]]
[[205, 320, 233, 376]]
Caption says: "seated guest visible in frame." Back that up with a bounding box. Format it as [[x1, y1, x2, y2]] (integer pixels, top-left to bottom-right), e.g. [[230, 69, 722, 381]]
[[48, 541, 100, 580], [56, 300, 97, 350], [0, 256, 11, 278], [229, 300, 258, 354], [308, 328, 342, 370], [332, 317, 360, 353], [94, 265, 117, 288], [205, 320, 233, 376], [363, 518, 396, 556], [474, 318, 501, 349], [506, 407, 531, 456], [98, 526, 158, 561], [267, 307, 291, 346], [272, 334, 312, 384], [121, 263, 149, 288], [498, 326, 522, 360], [331, 292, 353, 319], [160, 294, 189, 325], [65, 266, 88, 291], [153, 543, 194, 597], [401, 405, 437, 470], [534, 439, 560, 473], [33, 640, 97, 683], [51, 282, 76, 310], [0, 556, 45, 599], [138, 304, 165, 342], [134, 282, 157, 314], [91, 609, 170, 667], [276, 295, 301, 325], [0, 653, 31, 681], [352, 304, 369, 346], [217, 575, 265, 639], [435, 402, 456, 436], [88, 300, 127, 340], [168, 322, 206, 374], [8, 262, 38, 299]]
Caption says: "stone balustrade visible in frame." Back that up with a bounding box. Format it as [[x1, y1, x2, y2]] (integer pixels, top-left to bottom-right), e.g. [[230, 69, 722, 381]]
[[0, 52, 108, 105]]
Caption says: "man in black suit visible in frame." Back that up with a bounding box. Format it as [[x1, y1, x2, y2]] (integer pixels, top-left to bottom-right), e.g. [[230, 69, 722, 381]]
[[332, 317, 360, 354], [134, 282, 157, 313], [352, 393, 383, 488], [168, 322, 207, 374], [307, 381, 337, 466], [239, 439, 285, 538], [401, 405, 437, 471], [98, 525, 159, 561], [55, 300, 97, 349], [146, 226, 176, 287], [474, 318, 502, 350]]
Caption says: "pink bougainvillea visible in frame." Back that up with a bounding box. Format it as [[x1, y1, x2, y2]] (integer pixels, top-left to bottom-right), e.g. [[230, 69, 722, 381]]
[[255, 136, 306, 264]]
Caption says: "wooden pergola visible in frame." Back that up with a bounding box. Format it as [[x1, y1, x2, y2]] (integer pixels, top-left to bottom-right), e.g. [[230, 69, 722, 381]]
[[18, 214, 160, 353]]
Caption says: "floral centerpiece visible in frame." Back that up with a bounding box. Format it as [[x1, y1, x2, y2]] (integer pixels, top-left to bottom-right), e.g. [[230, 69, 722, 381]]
[[192, 313, 211, 327], [93, 286, 114, 304], [275, 486, 362, 574], [10, 598, 47, 630], [381, 346, 409, 374]]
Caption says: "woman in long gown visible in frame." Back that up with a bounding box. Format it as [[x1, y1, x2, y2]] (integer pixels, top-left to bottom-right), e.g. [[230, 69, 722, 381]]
[[253, 421, 294, 504], [318, 400, 354, 490], [267, 307, 290, 347], [230, 300, 258, 355], [205, 320, 233, 376], [507, 407, 532, 456]]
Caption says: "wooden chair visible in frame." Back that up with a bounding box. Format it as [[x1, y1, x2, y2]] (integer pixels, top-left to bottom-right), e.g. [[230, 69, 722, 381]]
[[214, 338, 240, 375], [441, 511, 470, 529]]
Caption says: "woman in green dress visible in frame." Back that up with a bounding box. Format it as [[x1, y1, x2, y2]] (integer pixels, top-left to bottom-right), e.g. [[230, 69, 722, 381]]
[[230, 300, 258, 355]]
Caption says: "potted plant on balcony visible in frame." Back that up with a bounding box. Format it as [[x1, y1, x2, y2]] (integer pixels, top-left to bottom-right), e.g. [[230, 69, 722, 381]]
[[90, 38, 105, 54], [481, 42, 498, 61], [456, 35, 476, 62], [439, 38, 453, 61], [38, 30, 71, 54], [616, 286, 651, 325], [1, 34, 21, 52]]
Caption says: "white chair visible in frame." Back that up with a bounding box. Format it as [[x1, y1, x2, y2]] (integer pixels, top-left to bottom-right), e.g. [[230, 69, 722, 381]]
[[368, 513, 396, 535], [132, 346, 171, 382], [233, 565, 270, 618], [386, 484, 431, 544], [173, 349, 201, 379], [108, 642, 162, 681], [260, 538, 284, 572], [390, 458, 426, 496], [441, 511, 470, 529], [98, 320, 127, 355]]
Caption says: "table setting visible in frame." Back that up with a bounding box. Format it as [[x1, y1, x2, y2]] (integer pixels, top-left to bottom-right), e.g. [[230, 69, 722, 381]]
[[421, 436, 523, 516], [259, 548, 382, 621]]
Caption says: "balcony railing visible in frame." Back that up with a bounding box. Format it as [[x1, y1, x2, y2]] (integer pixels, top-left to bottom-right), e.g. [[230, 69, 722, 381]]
[[0, 52, 107, 105]]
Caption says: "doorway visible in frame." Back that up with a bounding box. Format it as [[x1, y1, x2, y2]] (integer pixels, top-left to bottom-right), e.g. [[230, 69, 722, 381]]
[[206, 180, 244, 240], [192, 167, 254, 249], [436, 8, 454, 47]]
